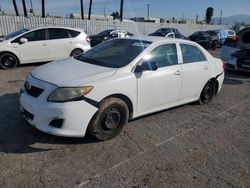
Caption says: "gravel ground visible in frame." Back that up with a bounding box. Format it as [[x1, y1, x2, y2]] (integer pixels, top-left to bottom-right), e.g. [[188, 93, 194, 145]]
[[0, 49, 249, 188]]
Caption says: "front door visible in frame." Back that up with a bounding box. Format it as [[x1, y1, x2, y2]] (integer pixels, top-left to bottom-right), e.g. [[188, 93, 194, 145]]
[[16, 29, 49, 63], [136, 43, 183, 115]]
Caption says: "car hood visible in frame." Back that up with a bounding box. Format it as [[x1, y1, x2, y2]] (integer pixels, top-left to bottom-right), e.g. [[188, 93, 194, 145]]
[[31, 58, 117, 86]]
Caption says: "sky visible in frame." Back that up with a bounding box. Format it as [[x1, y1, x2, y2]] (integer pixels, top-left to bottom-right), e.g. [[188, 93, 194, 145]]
[[0, 0, 250, 20]]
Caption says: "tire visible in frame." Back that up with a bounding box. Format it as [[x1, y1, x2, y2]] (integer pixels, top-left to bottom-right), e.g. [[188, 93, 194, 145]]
[[198, 80, 215, 104], [88, 98, 129, 141], [70, 49, 83, 57], [0, 53, 18, 69]]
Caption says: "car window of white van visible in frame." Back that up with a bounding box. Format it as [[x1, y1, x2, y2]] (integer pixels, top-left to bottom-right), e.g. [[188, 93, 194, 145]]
[[48, 28, 70, 40], [19, 29, 46, 42]]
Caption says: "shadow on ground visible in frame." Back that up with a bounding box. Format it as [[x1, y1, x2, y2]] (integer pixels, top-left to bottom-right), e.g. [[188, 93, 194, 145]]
[[0, 93, 98, 154]]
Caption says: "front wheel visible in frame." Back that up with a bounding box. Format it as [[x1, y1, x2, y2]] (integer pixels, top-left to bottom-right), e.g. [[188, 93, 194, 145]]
[[88, 98, 129, 141], [198, 80, 215, 104], [0, 53, 18, 69]]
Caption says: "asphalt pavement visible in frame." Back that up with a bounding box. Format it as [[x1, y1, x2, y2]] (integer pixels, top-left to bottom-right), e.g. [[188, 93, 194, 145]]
[[0, 49, 249, 188]]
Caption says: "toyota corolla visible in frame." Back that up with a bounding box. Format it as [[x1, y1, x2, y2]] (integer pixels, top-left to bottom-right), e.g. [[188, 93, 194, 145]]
[[20, 36, 224, 140]]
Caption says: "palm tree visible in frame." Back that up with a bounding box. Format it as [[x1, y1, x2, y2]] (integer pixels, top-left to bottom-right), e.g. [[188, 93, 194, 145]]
[[120, 0, 123, 21], [206, 7, 214, 24], [22, 0, 28, 17], [80, 0, 84, 19], [12, 0, 19, 16], [41, 0, 45, 17], [88, 0, 92, 20]]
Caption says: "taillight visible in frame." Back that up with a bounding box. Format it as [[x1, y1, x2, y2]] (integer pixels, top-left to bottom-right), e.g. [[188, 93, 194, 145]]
[[222, 63, 225, 70], [86, 36, 90, 43]]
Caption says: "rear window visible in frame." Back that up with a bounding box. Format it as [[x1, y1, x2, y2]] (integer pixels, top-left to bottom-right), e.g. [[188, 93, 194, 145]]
[[68, 30, 81, 38]]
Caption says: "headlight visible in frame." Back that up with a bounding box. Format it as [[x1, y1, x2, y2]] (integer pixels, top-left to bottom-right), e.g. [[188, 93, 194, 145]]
[[48, 86, 93, 102]]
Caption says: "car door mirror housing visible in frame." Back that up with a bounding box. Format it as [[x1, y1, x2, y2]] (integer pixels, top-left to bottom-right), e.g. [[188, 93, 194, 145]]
[[20, 38, 28, 44], [135, 61, 158, 73]]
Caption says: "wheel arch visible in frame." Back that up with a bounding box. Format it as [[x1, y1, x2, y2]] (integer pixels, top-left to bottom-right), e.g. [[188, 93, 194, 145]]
[[70, 48, 84, 57], [0, 51, 20, 65], [101, 93, 134, 120]]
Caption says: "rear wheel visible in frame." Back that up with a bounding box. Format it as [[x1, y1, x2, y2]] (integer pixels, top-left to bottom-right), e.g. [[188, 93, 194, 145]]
[[70, 49, 83, 57], [198, 80, 215, 104], [88, 98, 129, 141], [0, 53, 18, 69]]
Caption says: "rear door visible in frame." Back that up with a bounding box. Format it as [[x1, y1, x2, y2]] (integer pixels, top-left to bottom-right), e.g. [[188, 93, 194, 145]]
[[47, 28, 72, 60], [179, 43, 210, 100]]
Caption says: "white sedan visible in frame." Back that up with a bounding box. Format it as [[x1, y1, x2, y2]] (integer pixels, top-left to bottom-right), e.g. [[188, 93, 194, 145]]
[[0, 26, 91, 69], [20, 36, 224, 140]]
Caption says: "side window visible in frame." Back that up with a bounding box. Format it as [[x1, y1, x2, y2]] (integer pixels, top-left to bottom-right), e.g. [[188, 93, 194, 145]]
[[180, 44, 207, 64], [67, 30, 80, 38], [142, 44, 178, 69], [20, 29, 46, 42], [48, 28, 70, 40]]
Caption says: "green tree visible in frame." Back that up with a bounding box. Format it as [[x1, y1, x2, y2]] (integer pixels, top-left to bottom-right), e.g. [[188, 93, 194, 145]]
[[206, 7, 214, 24]]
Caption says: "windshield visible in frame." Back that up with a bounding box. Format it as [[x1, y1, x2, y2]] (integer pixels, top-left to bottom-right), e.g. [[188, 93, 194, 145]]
[[4, 28, 30, 40], [75, 39, 152, 68]]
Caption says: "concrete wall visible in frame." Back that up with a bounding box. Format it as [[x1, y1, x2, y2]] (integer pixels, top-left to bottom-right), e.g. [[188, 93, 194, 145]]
[[0, 15, 231, 37]]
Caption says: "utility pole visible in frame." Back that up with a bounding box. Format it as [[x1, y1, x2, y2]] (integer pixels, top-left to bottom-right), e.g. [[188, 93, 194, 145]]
[[30, 0, 33, 13], [22, 0, 28, 17], [12, 0, 19, 16], [104, 5, 106, 17], [120, 0, 123, 21], [88, 0, 92, 20], [147, 4, 150, 20], [41, 0, 45, 17], [80, 0, 84, 19], [219, 10, 222, 25]]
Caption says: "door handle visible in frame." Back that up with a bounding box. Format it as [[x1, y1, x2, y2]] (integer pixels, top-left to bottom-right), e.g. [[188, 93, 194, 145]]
[[203, 66, 208, 70], [174, 70, 181, 75], [42, 43, 47, 46]]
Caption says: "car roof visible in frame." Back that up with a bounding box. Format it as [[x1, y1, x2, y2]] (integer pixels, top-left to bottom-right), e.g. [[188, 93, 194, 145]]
[[127, 35, 193, 44], [28, 26, 85, 32]]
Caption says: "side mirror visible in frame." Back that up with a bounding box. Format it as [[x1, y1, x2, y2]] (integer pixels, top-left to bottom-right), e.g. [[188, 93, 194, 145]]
[[20, 38, 28, 44], [134, 61, 158, 73]]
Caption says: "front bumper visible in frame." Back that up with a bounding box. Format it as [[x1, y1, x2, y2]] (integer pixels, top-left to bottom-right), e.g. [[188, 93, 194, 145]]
[[19, 75, 98, 137]]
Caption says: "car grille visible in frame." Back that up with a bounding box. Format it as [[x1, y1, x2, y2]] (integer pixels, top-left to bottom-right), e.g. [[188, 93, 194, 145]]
[[24, 81, 44, 97]]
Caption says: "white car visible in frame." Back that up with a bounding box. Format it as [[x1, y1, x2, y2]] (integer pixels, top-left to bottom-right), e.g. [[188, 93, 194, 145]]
[[0, 27, 91, 69], [20, 37, 224, 140]]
